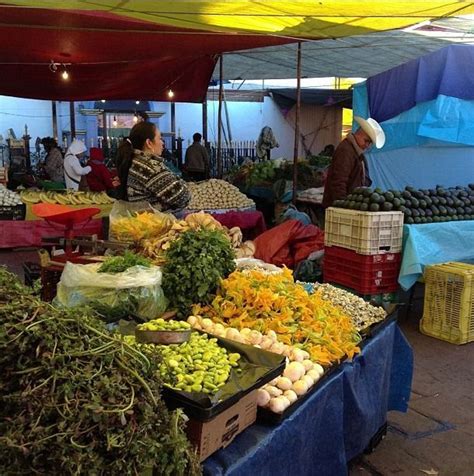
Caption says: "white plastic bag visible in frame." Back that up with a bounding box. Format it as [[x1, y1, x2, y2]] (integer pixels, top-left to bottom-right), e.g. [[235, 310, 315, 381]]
[[56, 262, 168, 321]]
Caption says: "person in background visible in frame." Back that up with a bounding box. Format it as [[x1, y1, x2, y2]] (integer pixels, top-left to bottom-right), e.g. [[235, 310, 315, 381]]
[[115, 122, 190, 211], [86, 147, 120, 194], [322, 116, 385, 208], [319, 144, 335, 157], [64, 139, 91, 191], [41, 137, 64, 184], [184, 132, 210, 181]]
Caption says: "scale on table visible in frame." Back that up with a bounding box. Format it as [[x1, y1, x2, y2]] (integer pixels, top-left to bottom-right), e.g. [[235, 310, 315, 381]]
[[31, 203, 130, 265]]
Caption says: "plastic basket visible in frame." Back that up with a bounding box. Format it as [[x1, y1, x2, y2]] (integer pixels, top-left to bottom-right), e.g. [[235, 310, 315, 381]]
[[420, 262, 474, 345], [323, 246, 400, 294], [324, 208, 403, 255]]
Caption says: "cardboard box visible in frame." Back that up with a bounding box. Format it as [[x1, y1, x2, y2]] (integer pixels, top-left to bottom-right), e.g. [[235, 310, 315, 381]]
[[185, 390, 258, 462]]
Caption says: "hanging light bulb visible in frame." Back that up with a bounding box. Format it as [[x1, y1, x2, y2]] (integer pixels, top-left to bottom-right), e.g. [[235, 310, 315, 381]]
[[167, 89, 174, 98], [101, 99, 106, 103], [61, 65, 69, 81], [135, 100, 140, 105], [133, 113, 138, 123], [113, 115, 117, 127]]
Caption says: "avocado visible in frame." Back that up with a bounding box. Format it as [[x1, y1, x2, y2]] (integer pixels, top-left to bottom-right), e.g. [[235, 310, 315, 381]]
[[384, 191, 395, 202], [355, 194, 363, 202], [433, 216, 440, 223], [414, 190, 424, 199], [370, 193, 382, 203], [431, 196, 440, 205], [424, 197, 433, 206], [426, 217, 433, 223], [420, 217, 427, 224], [425, 209, 433, 217], [404, 199, 412, 208], [457, 207, 465, 215], [446, 197, 454, 207], [411, 198, 420, 208], [393, 198, 401, 208], [431, 205, 440, 216], [406, 217, 414, 224], [412, 209, 420, 218], [414, 217, 421, 224], [404, 208, 412, 217], [438, 197, 447, 205], [419, 200, 427, 209], [382, 202, 394, 211], [418, 209, 426, 217], [360, 203, 369, 211], [439, 205, 447, 216], [369, 203, 380, 212]]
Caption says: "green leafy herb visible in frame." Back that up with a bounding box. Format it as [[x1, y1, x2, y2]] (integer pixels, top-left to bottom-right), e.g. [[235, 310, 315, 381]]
[[98, 250, 151, 274], [0, 267, 199, 476], [162, 229, 236, 317]]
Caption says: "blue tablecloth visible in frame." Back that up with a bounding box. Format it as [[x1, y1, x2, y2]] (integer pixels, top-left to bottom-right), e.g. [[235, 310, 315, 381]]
[[203, 320, 413, 476], [399, 222, 474, 290]]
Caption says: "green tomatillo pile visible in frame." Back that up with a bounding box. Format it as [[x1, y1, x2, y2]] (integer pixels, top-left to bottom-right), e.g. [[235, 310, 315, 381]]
[[0, 268, 199, 476]]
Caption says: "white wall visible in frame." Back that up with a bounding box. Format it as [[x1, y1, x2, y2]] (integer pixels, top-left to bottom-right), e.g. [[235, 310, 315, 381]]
[[0, 96, 342, 159], [0, 96, 54, 145]]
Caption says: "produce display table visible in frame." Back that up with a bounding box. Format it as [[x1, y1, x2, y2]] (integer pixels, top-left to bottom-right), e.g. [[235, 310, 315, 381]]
[[24, 203, 113, 221], [0, 218, 103, 248], [399, 222, 474, 290], [210, 210, 266, 238], [204, 319, 412, 476]]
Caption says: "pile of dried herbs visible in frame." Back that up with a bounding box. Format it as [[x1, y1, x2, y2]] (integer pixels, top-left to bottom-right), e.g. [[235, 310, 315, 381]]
[[0, 268, 200, 476], [162, 228, 236, 317]]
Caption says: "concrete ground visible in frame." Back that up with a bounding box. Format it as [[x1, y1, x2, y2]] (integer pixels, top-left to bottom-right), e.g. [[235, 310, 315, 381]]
[[1, 249, 473, 476], [350, 289, 474, 476]]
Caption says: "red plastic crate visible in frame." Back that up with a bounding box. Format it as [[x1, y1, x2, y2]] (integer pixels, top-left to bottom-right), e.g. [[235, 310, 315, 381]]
[[323, 246, 401, 294]]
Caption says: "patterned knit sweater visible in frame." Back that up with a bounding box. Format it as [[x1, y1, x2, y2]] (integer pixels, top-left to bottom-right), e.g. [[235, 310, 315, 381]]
[[127, 150, 190, 211]]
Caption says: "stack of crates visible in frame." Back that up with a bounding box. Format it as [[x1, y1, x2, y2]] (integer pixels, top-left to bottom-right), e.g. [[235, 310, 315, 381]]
[[324, 208, 404, 300], [420, 262, 474, 344]]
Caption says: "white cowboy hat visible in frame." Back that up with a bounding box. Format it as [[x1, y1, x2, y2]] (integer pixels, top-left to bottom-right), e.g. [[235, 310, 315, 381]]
[[354, 116, 386, 149]]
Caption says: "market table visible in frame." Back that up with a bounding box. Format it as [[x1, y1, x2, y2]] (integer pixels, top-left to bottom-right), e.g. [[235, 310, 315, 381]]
[[203, 319, 412, 476], [399, 222, 474, 290], [0, 218, 103, 248]]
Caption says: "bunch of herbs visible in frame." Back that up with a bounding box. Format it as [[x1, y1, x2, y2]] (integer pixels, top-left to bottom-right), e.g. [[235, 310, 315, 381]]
[[0, 268, 199, 476], [162, 229, 236, 317]]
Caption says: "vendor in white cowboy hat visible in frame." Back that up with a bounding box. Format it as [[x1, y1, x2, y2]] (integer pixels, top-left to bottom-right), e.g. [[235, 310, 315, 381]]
[[322, 116, 385, 208]]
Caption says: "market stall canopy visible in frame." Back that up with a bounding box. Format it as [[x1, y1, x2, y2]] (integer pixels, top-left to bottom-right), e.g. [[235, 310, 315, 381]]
[[353, 45, 474, 191], [219, 30, 454, 80], [270, 88, 352, 109], [0, 1, 474, 101]]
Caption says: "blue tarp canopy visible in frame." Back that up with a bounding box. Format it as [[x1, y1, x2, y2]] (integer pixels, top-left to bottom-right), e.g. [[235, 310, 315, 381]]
[[353, 45, 474, 191]]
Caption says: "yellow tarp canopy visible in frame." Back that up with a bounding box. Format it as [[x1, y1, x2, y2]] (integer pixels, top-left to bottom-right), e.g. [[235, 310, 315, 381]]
[[3, 1, 474, 39]]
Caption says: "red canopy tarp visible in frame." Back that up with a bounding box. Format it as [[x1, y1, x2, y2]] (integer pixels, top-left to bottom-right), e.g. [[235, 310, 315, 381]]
[[0, 6, 290, 101]]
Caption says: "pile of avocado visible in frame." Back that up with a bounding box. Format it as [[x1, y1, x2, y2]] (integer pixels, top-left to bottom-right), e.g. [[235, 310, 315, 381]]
[[333, 184, 474, 224]]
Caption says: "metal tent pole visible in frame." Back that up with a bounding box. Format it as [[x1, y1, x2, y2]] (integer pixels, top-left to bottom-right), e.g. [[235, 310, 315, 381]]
[[292, 42, 302, 205], [217, 54, 224, 178]]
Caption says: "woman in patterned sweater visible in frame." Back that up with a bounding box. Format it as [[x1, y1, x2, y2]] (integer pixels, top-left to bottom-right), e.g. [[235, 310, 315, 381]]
[[116, 122, 190, 211]]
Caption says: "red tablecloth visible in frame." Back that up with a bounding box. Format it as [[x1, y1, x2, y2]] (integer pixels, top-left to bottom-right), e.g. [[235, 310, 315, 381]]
[[210, 211, 266, 238], [0, 219, 103, 248]]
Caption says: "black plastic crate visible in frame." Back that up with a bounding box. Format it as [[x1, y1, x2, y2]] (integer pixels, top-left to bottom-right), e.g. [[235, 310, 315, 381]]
[[0, 204, 26, 220], [22, 261, 41, 287]]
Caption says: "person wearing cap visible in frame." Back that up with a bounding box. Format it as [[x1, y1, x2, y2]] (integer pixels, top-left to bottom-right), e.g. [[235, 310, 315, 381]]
[[322, 116, 385, 208], [86, 147, 120, 193], [64, 139, 92, 191]]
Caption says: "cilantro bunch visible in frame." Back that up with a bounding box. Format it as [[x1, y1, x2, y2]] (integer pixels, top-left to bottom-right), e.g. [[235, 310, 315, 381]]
[[162, 229, 236, 317]]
